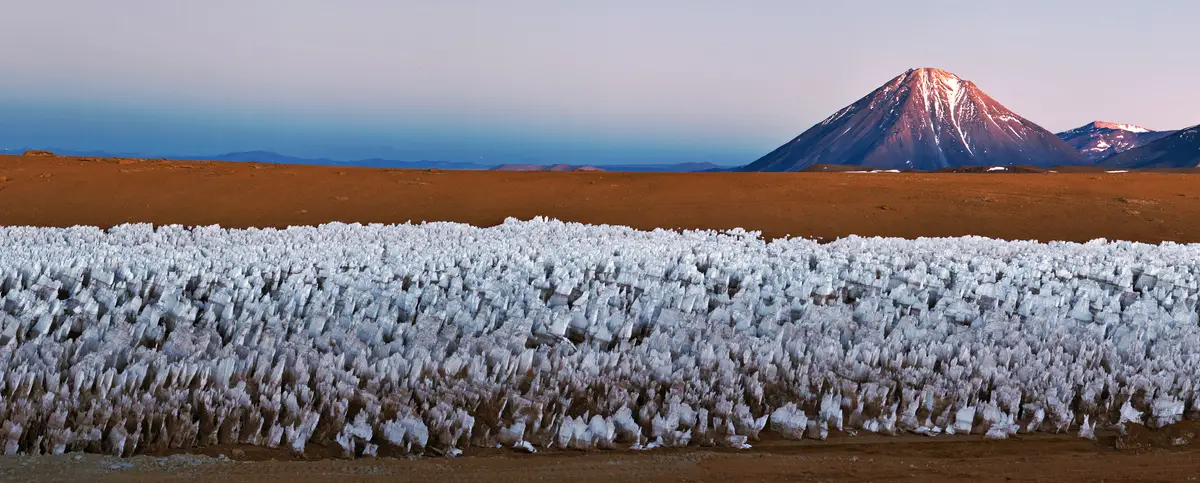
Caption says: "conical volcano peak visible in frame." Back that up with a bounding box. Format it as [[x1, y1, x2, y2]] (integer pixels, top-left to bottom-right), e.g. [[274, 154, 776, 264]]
[[902, 68, 972, 92], [907, 67, 961, 79], [884, 68, 979, 111], [895, 68, 969, 88], [742, 69, 1087, 171]]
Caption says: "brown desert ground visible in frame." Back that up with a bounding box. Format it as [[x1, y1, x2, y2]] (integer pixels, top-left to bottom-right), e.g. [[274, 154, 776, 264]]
[[3, 154, 1200, 482], [1, 430, 1198, 482], [3, 154, 1200, 244]]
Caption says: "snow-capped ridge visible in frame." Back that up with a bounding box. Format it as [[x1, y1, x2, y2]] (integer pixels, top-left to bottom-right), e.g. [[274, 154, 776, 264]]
[[1099, 123, 1200, 168], [1057, 122, 1177, 163], [1089, 121, 1151, 133]]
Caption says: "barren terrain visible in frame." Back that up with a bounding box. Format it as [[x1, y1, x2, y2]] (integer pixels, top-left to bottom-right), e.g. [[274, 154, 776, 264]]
[[1, 431, 1199, 482], [3, 155, 1200, 244], [3, 154, 1200, 482]]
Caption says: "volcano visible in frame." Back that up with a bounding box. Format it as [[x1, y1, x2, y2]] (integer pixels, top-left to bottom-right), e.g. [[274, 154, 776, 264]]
[[742, 68, 1087, 171]]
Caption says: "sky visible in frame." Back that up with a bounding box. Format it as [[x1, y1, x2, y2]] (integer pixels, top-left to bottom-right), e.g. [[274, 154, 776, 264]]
[[1, 0, 1197, 165]]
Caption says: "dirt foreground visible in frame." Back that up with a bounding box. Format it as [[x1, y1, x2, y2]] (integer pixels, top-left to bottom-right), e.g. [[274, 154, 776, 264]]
[[3, 155, 1200, 243], [3, 155, 1200, 482], [1, 434, 1197, 483]]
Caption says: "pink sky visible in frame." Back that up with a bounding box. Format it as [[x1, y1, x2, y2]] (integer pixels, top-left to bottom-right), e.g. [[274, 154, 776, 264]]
[[0, 0, 1196, 163]]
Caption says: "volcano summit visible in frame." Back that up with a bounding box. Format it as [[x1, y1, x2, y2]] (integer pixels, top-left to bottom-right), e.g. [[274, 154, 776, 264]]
[[742, 68, 1087, 171]]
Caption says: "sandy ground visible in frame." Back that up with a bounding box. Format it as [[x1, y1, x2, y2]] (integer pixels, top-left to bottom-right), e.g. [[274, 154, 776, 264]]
[[3, 155, 1200, 244], [1, 432, 1198, 482], [3, 154, 1200, 481]]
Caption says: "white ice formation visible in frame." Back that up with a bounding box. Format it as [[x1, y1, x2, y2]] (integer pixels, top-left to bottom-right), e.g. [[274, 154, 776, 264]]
[[0, 218, 1198, 457]]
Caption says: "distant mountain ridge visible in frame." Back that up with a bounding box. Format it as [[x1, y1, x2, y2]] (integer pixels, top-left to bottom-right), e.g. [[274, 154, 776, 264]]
[[2, 148, 730, 172], [1099, 125, 1200, 169], [491, 162, 726, 172], [1056, 122, 1176, 162], [741, 68, 1087, 171], [187, 151, 486, 169], [493, 163, 604, 172]]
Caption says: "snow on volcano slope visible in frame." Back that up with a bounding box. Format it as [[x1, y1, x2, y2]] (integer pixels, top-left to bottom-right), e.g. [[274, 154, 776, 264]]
[[1, 219, 1199, 457]]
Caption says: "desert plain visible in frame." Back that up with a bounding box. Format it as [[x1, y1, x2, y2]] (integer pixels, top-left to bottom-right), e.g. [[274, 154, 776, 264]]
[[3, 155, 1200, 245]]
